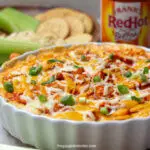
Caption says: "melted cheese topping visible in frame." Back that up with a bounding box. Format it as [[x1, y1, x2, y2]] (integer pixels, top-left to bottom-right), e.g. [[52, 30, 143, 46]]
[[0, 44, 150, 122]]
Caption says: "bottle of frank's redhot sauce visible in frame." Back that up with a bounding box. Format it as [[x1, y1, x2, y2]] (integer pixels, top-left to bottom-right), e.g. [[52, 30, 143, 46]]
[[100, 0, 150, 47]]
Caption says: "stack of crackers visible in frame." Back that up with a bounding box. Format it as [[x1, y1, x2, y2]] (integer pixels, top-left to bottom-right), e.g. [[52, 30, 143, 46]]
[[35, 7, 98, 44]]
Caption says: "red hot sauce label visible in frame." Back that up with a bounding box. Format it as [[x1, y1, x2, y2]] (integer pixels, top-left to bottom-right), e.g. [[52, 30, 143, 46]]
[[101, 0, 150, 47]]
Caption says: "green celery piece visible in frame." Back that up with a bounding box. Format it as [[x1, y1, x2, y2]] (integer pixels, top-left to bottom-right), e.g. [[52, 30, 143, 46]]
[[1, 8, 39, 32], [0, 13, 19, 33], [0, 38, 40, 54]]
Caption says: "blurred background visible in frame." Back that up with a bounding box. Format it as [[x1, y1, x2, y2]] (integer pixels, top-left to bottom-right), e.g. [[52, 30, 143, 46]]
[[0, 0, 100, 18]]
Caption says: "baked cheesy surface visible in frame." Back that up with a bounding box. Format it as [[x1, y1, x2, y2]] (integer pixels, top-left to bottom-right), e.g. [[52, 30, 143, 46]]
[[0, 44, 150, 121]]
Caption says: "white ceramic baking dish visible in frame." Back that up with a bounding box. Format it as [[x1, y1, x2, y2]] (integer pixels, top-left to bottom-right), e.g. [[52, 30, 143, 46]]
[[0, 43, 150, 150]]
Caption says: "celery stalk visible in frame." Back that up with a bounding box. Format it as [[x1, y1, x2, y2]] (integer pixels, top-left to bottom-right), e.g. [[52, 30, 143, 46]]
[[0, 13, 19, 33], [0, 38, 40, 54], [1, 8, 39, 32]]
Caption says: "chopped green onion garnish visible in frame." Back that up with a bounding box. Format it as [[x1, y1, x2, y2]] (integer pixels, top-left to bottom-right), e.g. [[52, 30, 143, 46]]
[[41, 75, 55, 85], [143, 67, 149, 74], [93, 76, 101, 83], [79, 97, 86, 103], [29, 65, 42, 76], [100, 107, 109, 115], [124, 71, 132, 78], [38, 94, 47, 103], [3, 82, 14, 93], [81, 55, 87, 61], [74, 65, 82, 69], [117, 85, 129, 94], [60, 95, 75, 106], [47, 59, 64, 63], [31, 80, 36, 85], [131, 96, 141, 102], [140, 74, 147, 82], [109, 53, 114, 60], [146, 59, 150, 63]]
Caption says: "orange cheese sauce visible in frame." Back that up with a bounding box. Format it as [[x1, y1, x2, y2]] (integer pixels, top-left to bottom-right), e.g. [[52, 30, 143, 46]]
[[0, 44, 150, 121]]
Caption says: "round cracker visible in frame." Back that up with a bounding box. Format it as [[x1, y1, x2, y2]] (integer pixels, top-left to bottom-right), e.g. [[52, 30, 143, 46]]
[[65, 33, 92, 44], [68, 10, 93, 34], [35, 8, 73, 21], [64, 16, 84, 36], [35, 8, 93, 33], [36, 18, 69, 39]]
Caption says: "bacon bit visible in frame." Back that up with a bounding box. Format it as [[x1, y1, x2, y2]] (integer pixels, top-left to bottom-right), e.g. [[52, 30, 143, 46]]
[[94, 86, 104, 99], [95, 71, 107, 80], [31, 85, 40, 94], [74, 68, 85, 74], [85, 56, 91, 61], [86, 114, 93, 120], [53, 94, 61, 101], [100, 71, 107, 80], [53, 103, 64, 112], [57, 63, 63, 68], [39, 107, 50, 114], [86, 89, 94, 97], [107, 107, 112, 113], [5, 93, 13, 99], [77, 74, 88, 80], [93, 111, 100, 121], [9, 53, 20, 60], [6, 92, 26, 105], [107, 86, 114, 98], [56, 73, 64, 80], [60, 106, 73, 112], [139, 83, 150, 90], [49, 82, 65, 90], [114, 55, 133, 65], [143, 95, 150, 101], [16, 99, 27, 105], [99, 102, 106, 107], [72, 89, 79, 95], [107, 75, 114, 83]]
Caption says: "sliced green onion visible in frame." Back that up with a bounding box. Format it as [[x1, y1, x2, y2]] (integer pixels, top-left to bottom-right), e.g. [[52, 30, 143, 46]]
[[146, 59, 150, 63], [3, 82, 14, 93], [31, 80, 36, 85], [74, 65, 82, 69], [117, 85, 129, 94], [109, 53, 114, 60], [60, 95, 75, 106], [29, 65, 42, 76], [47, 59, 64, 63], [131, 96, 141, 102], [41, 75, 55, 85], [79, 97, 86, 103], [93, 76, 101, 83], [124, 71, 132, 78], [140, 74, 147, 82], [143, 67, 149, 74], [0, 38, 40, 54], [38, 94, 47, 103], [100, 107, 109, 115], [81, 55, 87, 61]]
